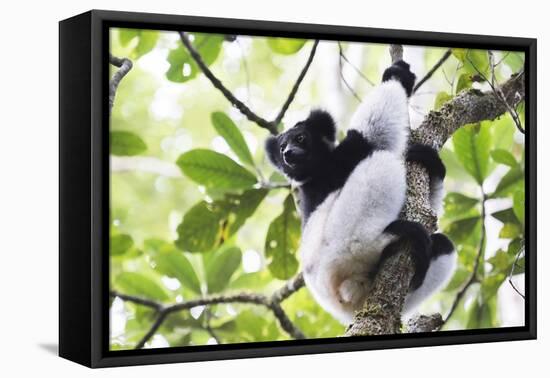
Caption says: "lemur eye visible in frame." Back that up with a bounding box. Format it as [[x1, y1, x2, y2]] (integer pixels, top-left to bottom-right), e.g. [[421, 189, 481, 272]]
[[296, 134, 305, 143]]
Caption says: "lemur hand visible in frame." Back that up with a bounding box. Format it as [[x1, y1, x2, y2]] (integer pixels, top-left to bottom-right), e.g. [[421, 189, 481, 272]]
[[382, 60, 416, 97]]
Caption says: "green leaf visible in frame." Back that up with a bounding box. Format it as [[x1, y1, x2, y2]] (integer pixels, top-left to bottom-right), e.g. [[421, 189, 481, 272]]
[[481, 273, 506, 301], [465, 292, 498, 329], [490, 208, 520, 225], [513, 188, 525, 226], [445, 216, 481, 245], [456, 73, 472, 93], [265, 195, 301, 279], [176, 201, 227, 252], [491, 166, 524, 198], [499, 223, 521, 239], [453, 123, 491, 184], [110, 234, 134, 256], [510, 257, 525, 275], [110, 131, 147, 156], [176, 189, 267, 252], [444, 193, 479, 219], [453, 49, 490, 77], [507, 238, 522, 256], [119, 29, 138, 46], [119, 29, 159, 59], [434, 92, 452, 110], [225, 189, 268, 235], [487, 249, 514, 273], [205, 247, 242, 293], [149, 242, 201, 294], [166, 34, 224, 83], [502, 52, 525, 72], [267, 38, 306, 55], [176, 149, 257, 190], [211, 112, 254, 167], [491, 149, 517, 167], [443, 268, 470, 292], [115, 272, 168, 301]]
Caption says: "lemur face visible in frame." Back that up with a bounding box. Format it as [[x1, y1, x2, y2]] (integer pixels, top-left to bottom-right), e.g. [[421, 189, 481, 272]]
[[265, 110, 336, 183]]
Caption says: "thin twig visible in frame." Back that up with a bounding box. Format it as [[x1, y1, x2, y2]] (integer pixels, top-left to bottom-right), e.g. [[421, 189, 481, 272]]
[[508, 243, 526, 299], [466, 51, 524, 134], [273, 41, 320, 125], [109, 54, 133, 114], [337, 43, 362, 102], [237, 38, 252, 105], [111, 273, 306, 348], [338, 42, 375, 86], [413, 49, 452, 93], [204, 307, 222, 344], [443, 192, 487, 325]]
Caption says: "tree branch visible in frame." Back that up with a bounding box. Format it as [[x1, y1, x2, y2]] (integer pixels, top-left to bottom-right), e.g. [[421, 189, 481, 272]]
[[389, 44, 403, 63], [346, 46, 525, 337], [178, 32, 277, 134], [406, 313, 444, 333], [508, 243, 525, 299], [179, 32, 319, 135], [109, 54, 133, 115], [111, 273, 306, 348], [411, 70, 525, 149]]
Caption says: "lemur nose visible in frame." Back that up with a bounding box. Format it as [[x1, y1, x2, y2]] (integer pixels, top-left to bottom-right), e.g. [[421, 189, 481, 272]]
[[283, 150, 294, 159]]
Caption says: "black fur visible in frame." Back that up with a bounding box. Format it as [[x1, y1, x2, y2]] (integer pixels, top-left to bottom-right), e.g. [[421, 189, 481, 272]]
[[382, 220, 432, 289], [406, 143, 446, 182], [265, 111, 374, 224], [430, 233, 455, 257], [382, 60, 416, 97]]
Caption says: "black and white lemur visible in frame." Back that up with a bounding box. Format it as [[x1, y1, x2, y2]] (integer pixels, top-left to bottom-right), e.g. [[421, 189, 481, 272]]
[[265, 60, 456, 324]]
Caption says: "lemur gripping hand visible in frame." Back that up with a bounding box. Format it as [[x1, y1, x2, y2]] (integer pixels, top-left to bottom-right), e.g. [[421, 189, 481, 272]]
[[382, 60, 416, 96]]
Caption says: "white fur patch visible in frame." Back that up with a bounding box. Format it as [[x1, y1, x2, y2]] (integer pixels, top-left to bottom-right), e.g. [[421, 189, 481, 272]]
[[430, 180, 445, 216], [349, 80, 410, 155], [402, 250, 457, 317], [300, 151, 407, 323]]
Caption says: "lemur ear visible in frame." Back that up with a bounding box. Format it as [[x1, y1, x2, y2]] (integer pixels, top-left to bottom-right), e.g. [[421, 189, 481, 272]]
[[306, 110, 336, 142], [265, 136, 282, 168]]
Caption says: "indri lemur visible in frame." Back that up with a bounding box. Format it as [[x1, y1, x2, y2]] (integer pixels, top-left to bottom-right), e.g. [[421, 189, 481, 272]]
[[265, 60, 456, 323]]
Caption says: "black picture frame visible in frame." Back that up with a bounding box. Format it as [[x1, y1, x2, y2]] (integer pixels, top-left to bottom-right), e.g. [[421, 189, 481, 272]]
[[59, 9, 537, 368]]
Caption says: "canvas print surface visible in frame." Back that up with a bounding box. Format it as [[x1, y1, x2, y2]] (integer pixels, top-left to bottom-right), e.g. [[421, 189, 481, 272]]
[[108, 28, 526, 351]]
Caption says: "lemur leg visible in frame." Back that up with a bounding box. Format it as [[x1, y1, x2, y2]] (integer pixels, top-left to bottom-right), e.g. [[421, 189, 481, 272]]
[[402, 233, 456, 315], [406, 143, 446, 215]]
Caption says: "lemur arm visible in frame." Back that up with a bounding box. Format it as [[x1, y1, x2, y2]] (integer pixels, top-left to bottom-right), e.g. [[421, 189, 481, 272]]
[[348, 60, 415, 155]]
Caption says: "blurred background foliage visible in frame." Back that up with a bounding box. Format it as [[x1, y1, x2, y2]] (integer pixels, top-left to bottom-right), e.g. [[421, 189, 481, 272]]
[[109, 28, 525, 350]]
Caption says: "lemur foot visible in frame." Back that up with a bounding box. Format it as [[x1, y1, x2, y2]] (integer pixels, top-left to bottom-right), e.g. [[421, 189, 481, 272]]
[[382, 219, 432, 289], [382, 60, 416, 96], [430, 233, 455, 258], [338, 277, 368, 305]]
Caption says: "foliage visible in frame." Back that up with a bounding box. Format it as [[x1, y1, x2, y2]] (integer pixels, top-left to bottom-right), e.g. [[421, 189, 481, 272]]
[[109, 28, 525, 349]]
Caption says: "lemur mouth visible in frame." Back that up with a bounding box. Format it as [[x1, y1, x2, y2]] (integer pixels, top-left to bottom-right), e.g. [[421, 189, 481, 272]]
[[283, 156, 297, 167], [283, 152, 306, 168]]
